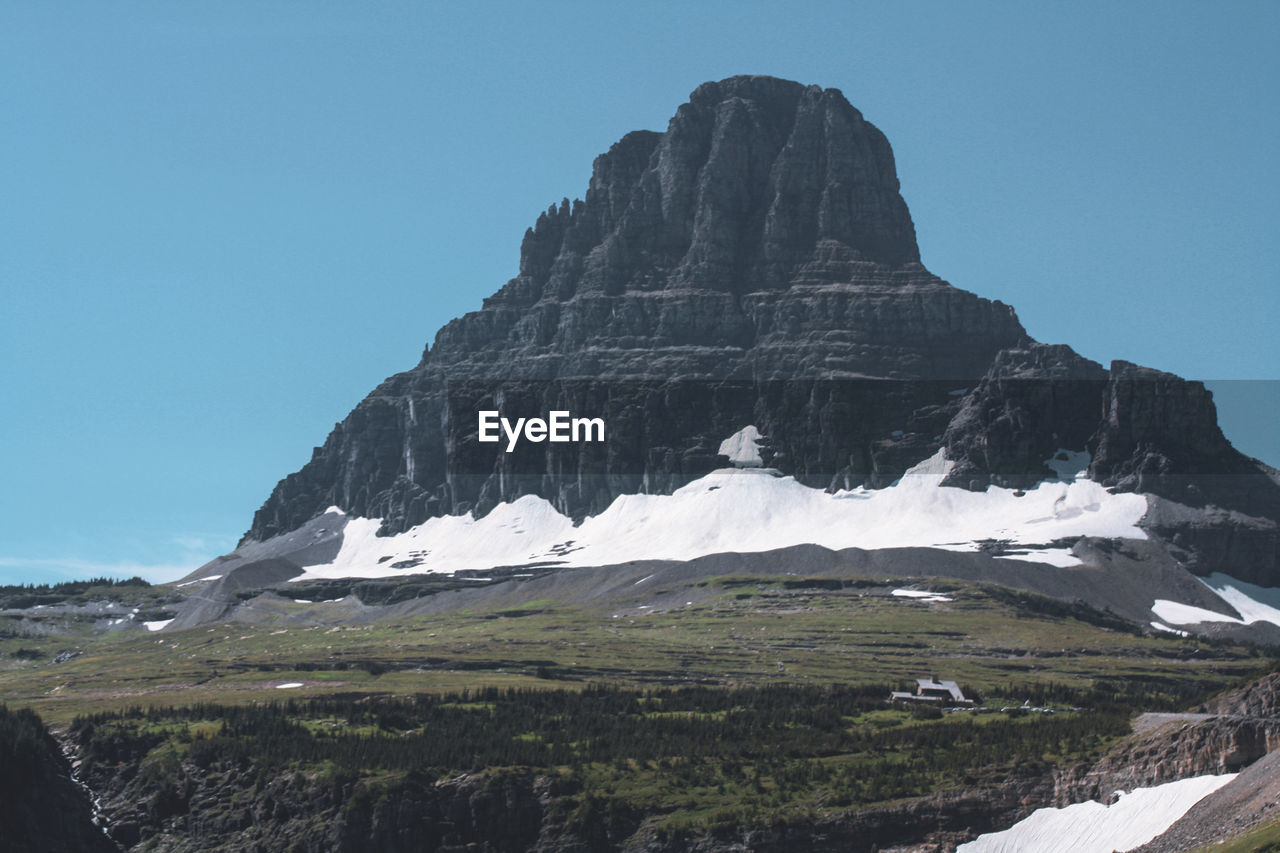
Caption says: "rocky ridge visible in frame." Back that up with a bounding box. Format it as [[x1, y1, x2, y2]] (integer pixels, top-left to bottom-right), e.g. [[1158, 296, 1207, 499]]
[[1055, 715, 1280, 804]]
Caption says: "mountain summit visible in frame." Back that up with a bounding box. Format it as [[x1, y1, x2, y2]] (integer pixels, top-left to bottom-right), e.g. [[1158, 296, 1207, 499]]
[[507, 75, 921, 301], [227, 76, 1277, 610], [418, 76, 1023, 383]]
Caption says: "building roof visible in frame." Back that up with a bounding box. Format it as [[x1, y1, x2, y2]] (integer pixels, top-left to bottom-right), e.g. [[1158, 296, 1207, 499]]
[[916, 677, 967, 702]]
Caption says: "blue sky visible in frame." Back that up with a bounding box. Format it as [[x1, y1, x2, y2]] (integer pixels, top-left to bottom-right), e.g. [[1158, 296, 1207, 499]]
[[2, 2, 1277, 585]]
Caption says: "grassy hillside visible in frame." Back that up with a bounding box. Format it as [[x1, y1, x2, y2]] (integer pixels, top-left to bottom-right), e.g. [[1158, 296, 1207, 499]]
[[1, 574, 1268, 725], [1, 568, 1273, 849]]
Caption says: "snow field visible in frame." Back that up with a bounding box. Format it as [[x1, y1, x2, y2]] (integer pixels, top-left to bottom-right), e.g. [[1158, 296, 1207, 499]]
[[295, 449, 1148, 582], [957, 773, 1237, 853]]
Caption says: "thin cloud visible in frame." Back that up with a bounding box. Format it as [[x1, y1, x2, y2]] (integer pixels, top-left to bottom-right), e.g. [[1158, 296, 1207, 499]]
[[0, 556, 195, 585], [171, 534, 235, 553]]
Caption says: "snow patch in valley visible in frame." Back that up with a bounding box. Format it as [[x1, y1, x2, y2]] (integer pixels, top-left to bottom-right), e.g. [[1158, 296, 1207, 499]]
[[293, 450, 1148, 581], [1150, 621, 1190, 638], [274, 682, 303, 689], [957, 773, 1236, 853], [143, 619, 173, 632]]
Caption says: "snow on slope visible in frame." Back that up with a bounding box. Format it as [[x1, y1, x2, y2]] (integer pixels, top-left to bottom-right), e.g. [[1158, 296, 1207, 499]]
[[1203, 573, 1280, 625], [293, 449, 1149, 582], [957, 773, 1236, 853], [1151, 573, 1280, 629], [1151, 599, 1244, 627], [176, 574, 222, 588], [893, 589, 954, 602]]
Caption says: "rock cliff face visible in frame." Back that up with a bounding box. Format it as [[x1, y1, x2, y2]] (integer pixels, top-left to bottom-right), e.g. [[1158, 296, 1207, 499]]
[[1055, 715, 1280, 804], [240, 75, 1280, 585], [1198, 672, 1280, 718], [83, 758, 554, 853]]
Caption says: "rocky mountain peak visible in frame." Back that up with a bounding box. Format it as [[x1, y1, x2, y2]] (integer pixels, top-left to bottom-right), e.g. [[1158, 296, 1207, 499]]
[[499, 76, 920, 310], [237, 77, 1279, 591]]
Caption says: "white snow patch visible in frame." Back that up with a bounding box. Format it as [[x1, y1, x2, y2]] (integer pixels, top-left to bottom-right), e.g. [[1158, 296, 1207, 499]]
[[1200, 573, 1280, 628], [718, 426, 763, 467], [958, 773, 1236, 853], [1150, 621, 1190, 637], [143, 619, 173, 632], [1154, 574, 1280, 630], [274, 682, 304, 689], [898, 448, 953, 479], [292, 451, 1148, 581], [177, 574, 222, 587], [892, 589, 954, 602], [1151, 599, 1244, 627], [323, 506, 346, 516], [993, 548, 1082, 568]]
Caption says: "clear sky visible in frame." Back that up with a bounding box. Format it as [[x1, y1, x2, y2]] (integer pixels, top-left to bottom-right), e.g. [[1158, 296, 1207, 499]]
[[2, 2, 1277, 585]]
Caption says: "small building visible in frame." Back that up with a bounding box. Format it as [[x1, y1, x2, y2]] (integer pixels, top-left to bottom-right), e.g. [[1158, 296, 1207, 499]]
[[889, 675, 974, 705]]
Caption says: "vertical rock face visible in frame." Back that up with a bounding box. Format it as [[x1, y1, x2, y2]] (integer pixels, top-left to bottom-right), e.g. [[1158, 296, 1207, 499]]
[[240, 75, 1280, 585]]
